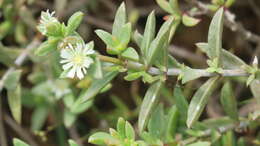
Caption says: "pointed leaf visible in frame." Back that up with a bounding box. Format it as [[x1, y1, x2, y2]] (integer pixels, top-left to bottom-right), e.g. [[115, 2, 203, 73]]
[[133, 30, 143, 48], [156, 0, 173, 13], [66, 11, 84, 35], [138, 81, 162, 132], [68, 139, 79, 146], [125, 121, 135, 140], [196, 42, 247, 69], [117, 117, 126, 139], [165, 105, 178, 142], [147, 17, 174, 66], [207, 8, 224, 66], [187, 76, 219, 128], [148, 104, 165, 139], [95, 29, 116, 48], [118, 23, 132, 46], [88, 132, 120, 145], [13, 138, 29, 146], [187, 141, 211, 146], [250, 79, 260, 104], [182, 67, 204, 84], [72, 71, 118, 107], [8, 84, 21, 124], [182, 13, 201, 27], [141, 11, 156, 59], [121, 47, 139, 61], [220, 82, 238, 120], [173, 85, 188, 120], [3, 70, 21, 90], [112, 2, 126, 37]]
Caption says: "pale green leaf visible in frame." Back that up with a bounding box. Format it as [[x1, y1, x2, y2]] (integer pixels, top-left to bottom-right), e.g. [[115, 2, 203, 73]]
[[182, 13, 201, 27], [117, 117, 126, 139], [88, 132, 120, 145], [207, 8, 224, 66], [71, 71, 118, 108], [95, 29, 116, 48], [121, 47, 139, 61], [112, 2, 126, 37], [13, 138, 29, 146], [118, 23, 132, 46], [156, 0, 173, 13], [220, 82, 238, 120], [141, 11, 156, 59], [187, 141, 211, 146], [3, 70, 21, 90], [250, 79, 260, 104], [182, 67, 204, 84], [173, 85, 188, 120], [196, 42, 247, 69], [138, 81, 162, 132], [148, 104, 165, 139], [133, 30, 143, 48], [68, 139, 79, 146], [8, 84, 21, 124], [125, 121, 135, 140], [187, 77, 219, 128], [66, 11, 84, 36]]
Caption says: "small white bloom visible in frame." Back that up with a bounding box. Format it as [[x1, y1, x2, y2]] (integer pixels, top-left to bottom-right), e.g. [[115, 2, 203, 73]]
[[60, 43, 95, 79], [37, 10, 58, 35]]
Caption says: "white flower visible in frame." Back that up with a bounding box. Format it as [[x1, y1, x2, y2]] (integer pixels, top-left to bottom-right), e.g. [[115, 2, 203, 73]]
[[37, 10, 58, 35], [60, 42, 95, 79]]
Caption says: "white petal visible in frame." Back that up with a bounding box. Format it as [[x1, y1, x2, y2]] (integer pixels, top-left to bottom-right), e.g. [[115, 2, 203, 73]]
[[82, 67, 87, 74], [67, 66, 76, 78], [83, 57, 93, 68], [60, 59, 70, 63], [76, 67, 84, 79], [60, 50, 72, 59], [62, 62, 73, 70]]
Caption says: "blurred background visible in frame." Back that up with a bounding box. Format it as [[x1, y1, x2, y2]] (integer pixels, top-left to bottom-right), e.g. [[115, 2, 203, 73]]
[[0, 0, 260, 145]]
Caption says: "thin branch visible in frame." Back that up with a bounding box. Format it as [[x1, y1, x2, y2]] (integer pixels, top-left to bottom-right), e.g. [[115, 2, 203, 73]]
[[0, 97, 7, 146], [187, 0, 260, 43], [4, 114, 39, 146]]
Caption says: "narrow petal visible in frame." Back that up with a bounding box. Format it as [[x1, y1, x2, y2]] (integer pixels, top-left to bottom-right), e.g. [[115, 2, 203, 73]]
[[62, 62, 73, 70], [67, 66, 76, 78], [61, 50, 72, 59], [76, 67, 84, 79]]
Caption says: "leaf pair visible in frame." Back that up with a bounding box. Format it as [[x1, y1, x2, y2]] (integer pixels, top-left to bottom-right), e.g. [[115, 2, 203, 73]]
[[134, 12, 174, 67], [96, 3, 132, 55]]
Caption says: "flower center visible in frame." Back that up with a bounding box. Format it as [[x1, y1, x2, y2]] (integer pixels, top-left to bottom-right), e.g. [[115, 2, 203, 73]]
[[72, 55, 84, 65]]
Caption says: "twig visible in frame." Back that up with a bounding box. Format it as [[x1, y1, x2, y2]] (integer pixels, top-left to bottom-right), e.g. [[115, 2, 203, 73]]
[[68, 125, 84, 146], [4, 114, 39, 146], [186, 0, 260, 43], [0, 97, 7, 146]]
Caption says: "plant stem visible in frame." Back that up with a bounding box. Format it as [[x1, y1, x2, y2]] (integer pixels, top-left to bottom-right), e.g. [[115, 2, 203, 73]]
[[98, 55, 249, 77]]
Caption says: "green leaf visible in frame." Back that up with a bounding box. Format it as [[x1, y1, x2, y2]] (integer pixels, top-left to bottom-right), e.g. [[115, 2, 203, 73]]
[[187, 76, 219, 128], [45, 22, 62, 37], [182, 66, 204, 84], [187, 141, 211, 146], [13, 138, 29, 146], [70, 99, 93, 114], [71, 71, 118, 108], [64, 110, 77, 128], [88, 132, 120, 145], [138, 81, 162, 132], [117, 117, 126, 139], [147, 17, 174, 66], [3, 70, 22, 90], [196, 42, 247, 69], [133, 30, 143, 48], [121, 47, 139, 61], [250, 79, 260, 104], [35, 38, 59, 56], [66, 11, 84, 36], [221, 131, 236, 146], [141, 11, 156, 60], [148, 104, 165, 139], [169, 0, 181, 15], [124, 71, 143, 81], [220, 82, 238, 121], [8, 84, 21, 124], [173, 85, 188, 121], [112, 2, 126, 37], [31, 105, 49, 131], [207, 8, 224, 66], [68, 139, 79, 146], [165, 105, 178, 142], [125, 121, 135, 140], [95, 29, 116, 49], [225, 0, 236, 8], [182, 13, 201, 27], [118, 23, 132, 46], [156, 0, 173, 13]]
